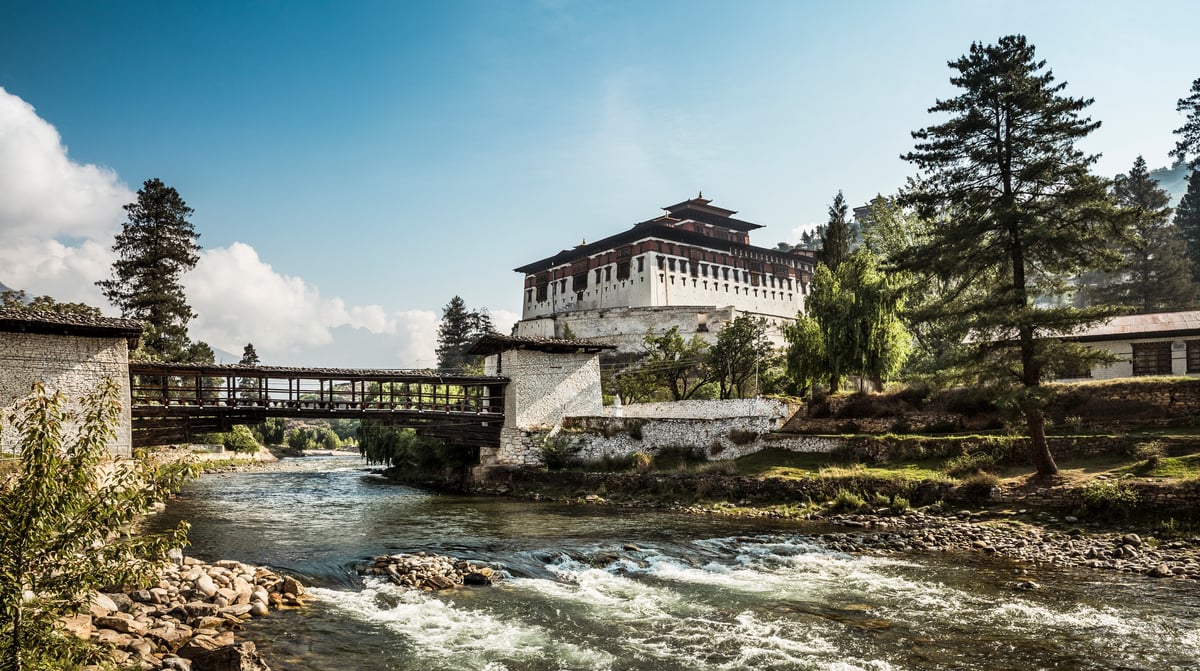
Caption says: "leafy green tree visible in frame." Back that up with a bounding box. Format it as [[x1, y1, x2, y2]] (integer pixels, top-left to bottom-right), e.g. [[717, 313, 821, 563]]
[[708, 316, 773, 399], [97, 178, 207, 362], [435, 296, 493, 372], [1092, 156, 1198, 311], [1172, 77, 1200, 169], [1176, 169, 1200, 281], [818, 191, 853, 271], [636, 326, 710, 400], [253, 417, 287, 446], [0, 290, 103, 318], [901, 35, 1126, 477], [0, 380, 192, 670], [782, 314, 824, 396]]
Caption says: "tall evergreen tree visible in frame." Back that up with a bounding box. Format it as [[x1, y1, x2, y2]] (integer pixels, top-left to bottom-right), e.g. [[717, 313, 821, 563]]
[[435, 296, 493, 371], [97, 178, 204, 361], [238, 343, 261, 401], [818, 191, 852, 271], [901, 35, 1126, 477], [1176, 169, 1200, 281], [1172, 77, 1200, 169], [1093, 156, 1199, 311]]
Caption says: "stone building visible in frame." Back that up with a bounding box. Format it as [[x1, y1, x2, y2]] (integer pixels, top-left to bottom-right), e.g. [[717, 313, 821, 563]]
[[514, 195, 816, 352], [1059, 310, 1200, 380], [0, 309, 142, 456]]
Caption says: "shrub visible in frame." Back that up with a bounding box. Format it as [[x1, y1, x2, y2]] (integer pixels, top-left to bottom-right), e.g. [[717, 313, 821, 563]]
[[626, 420, 644, 440], [631, 451, 653, 473], [539, 434, 583, 470], [0, 381, 193, 670], [1133, 441, 1166, 468], [826, 488, 867, 513], [728, 429, 758, 445], [895, 385, 931, 409], [944, 452, 999, 478], [652, 445, 707, 471], [223, 424, 260, 453], [253, 417, 287, 445], [890, 495, 911, 514], [957, 471, 1001, 502], [286, 425, 341, 452], [1077, 480, 1139, 520]]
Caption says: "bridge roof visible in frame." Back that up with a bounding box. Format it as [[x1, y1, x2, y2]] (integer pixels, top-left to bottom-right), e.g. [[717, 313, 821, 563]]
[[469, 333, 616, 356], [0, 308, 142, 346], [128, 361, 506, 382]]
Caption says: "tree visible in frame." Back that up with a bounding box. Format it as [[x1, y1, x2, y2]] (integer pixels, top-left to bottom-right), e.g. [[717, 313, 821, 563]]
[[901, 35, 1126, 477], [238, 343, 261, 402], [818, 191, 853, 271], [97, 178, 204, 362], [782, 314, 824, 396], [0, 290, 102, 318], [708, 316, 773, 399], [435, 296, 492, 372], [1091, 156, 1198, 311], [1176, 169, 1200, 281], [0, 380, 191, 670], [637, 326, 711, 401], [795, 250, 910, 393], [1172, 77, 1200, 169]]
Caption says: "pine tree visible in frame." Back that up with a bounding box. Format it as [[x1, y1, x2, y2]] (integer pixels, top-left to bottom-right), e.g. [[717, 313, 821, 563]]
[[818, 191, 852, 271], [1176, 169, 1200, 281], [435, 296, 492, 371], [1094, 156, 1199, 311], [901, 35, 1126, 477], [97, 178, 203, 361], [1172, 77, 1200, 169], [238, 343, 261, 401]]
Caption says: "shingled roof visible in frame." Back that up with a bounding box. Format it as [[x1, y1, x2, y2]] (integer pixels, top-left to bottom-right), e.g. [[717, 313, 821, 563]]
[[0, 308, 143, 347], [1071, 310, 1200, 342], [468, 333, 616, 356]]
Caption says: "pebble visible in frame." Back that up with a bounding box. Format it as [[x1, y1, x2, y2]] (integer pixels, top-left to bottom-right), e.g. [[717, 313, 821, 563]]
[[359, 553, 499, 590]]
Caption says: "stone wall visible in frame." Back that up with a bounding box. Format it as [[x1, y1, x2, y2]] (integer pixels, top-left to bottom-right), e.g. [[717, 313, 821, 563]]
[[0, 332, 133, 456], [604, 397, 798, 421]]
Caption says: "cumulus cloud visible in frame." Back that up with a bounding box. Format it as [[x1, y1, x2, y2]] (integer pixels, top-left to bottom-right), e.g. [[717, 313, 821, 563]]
[[184, 243, 439, 366]]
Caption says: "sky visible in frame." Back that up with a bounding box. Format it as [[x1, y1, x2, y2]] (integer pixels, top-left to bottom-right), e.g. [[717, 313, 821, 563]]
[[1, 1, 1196, 367]]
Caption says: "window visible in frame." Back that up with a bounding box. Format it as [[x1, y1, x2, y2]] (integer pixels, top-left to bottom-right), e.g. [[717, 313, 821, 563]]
[[605, 266, 611, 282], [536, 283, 548, 302], [526, 289, 533, 303], [1132, 342, 1172, 376], [1188, 341, 1200, 373], [573, 272, 588, 291], [657, 256, 665, 270], [668, 258, 676, 272], [637, 257, 645, 272], [617, 260, 630, 280]]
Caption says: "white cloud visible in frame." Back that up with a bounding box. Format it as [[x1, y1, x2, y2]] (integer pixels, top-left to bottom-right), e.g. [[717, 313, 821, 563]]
[[488, 308, 520, 335], [0, 86, 131, 303]]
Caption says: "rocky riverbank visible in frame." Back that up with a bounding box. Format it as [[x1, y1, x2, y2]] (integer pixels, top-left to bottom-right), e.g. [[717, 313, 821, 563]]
[[68, 554, 308, 671], [816, 508, 1200, 581], [358, 552, 499, 590]]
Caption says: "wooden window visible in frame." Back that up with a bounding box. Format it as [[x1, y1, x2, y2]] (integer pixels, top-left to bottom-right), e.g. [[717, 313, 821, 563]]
[[573, 272, 588, 290], [637, 257, 645, 272], [668, 258, 676, 272], [1187, 341, 1200, 373], [616, 260, 630, 281], [1132, 342, 1172, 376], [536, 283, 548, 302], [604, 266, 611, 282]]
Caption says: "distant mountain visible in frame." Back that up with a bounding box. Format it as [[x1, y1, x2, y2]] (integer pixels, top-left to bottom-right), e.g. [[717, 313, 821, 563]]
[[1148, 161, 1192, 206]]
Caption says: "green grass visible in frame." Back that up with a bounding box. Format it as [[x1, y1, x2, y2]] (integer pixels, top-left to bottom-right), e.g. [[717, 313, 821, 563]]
[[1119, 453, 1200, 479]]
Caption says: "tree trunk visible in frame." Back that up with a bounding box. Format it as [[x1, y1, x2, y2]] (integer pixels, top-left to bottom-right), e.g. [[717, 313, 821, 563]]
[[1025, 406, 1058, 477]]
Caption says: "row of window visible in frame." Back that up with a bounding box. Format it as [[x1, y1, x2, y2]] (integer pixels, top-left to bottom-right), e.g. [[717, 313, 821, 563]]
[[656, 256, 795, 290], [1130, 341, 1200, 376], [661, 274, 794, 301]]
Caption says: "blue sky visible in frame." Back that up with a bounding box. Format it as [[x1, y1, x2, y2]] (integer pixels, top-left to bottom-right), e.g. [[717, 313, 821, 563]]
[[1, 1, 1196, 366]]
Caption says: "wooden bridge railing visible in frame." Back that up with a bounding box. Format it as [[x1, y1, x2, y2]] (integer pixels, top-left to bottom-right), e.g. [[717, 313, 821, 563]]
[[127, 362, 508, 447]]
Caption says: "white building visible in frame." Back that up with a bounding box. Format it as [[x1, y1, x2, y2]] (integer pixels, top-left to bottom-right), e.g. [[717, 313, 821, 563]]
[[1061, 311, 1200, 380], [514, 195, 815, 352]]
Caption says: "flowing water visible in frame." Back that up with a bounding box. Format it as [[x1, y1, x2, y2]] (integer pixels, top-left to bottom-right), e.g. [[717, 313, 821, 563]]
[[152, 457, 1200, 670]]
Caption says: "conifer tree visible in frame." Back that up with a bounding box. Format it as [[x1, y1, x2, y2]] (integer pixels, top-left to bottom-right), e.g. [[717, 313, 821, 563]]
[[97, 179, 204, 361], [1176, 169, 1200, 281], [435, 296, 492, 371], [238, 343, 261, 401], [1094, 156, 1199, 311], [818, 191, 852, 271], [901, 35, 1126, 477], [1172, 77, 1200, 169]]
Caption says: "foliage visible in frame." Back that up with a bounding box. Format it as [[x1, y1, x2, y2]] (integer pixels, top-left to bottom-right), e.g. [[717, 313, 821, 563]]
[[1171, 77, 1200, 169], [826, 488, 868, 513], [633, 326, 711, 401], [357, 424, 471, 471], [0, 380, 192, 670], [237, 343, 261, 402], [782, 314, 824, 396], [957, 471, 1001, 502], [0, 290, 102, 318], [1077, 480, 1139, 520], [707, 315, 774, 399], [1175, 169, 1200, 282], [817, 190, 853, 271], [900, 35, 1128, 477], [538, 434, 583, 471], [221, 425, 260, 453], [286, 425, 341, 452], [1087, 156, 1198, 311], [97, 178, 209, 362], [793, 250, 910, 392], [252, 418, 287, 446], [435, 296, 493, 372]]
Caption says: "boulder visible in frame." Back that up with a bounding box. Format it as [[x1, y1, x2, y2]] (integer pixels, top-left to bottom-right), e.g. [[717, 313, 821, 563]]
[[191, 642, 272, 671]]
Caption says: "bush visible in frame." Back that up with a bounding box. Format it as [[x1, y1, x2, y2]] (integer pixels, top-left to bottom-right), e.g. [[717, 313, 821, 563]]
[[826, 488, 868, 513], [223, 424, 260, 453], [631, 451, 653, 473], [286, 425, 341, 452], [957, 471, 1001, 502], [253, 417, 286, 445], [0, 381, 192, 670], [1078, 480, 1139, 520], [539, 434, 583, 470], [944, 452, 1000, 478], [652, 445, 707, 471], [1133, 441, 1166, 468]]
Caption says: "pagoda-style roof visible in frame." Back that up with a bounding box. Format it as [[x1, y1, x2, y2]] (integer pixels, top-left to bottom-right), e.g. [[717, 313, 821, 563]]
[[468, 333, 615, 356], [661, 196, 762, 232], [0, 308, 143, 347], [514, 197, 797, 276]]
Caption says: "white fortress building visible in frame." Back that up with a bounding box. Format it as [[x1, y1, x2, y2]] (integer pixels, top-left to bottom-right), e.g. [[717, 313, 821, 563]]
[[513, 195, 816, 352]]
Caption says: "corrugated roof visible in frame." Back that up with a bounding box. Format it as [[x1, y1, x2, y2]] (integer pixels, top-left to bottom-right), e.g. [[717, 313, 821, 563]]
[[1072, 310, 1200, 341]]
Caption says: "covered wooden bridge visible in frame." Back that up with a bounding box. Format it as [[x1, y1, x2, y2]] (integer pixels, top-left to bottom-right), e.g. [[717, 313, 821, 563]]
[[128, 362, 507, 448]]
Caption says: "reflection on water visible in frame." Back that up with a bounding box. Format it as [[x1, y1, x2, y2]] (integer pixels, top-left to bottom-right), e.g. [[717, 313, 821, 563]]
[[153, 457, 1200, 670]]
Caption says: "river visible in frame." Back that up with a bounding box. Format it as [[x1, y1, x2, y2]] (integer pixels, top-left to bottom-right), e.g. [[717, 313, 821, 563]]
[[151, 456, 1200, 670]]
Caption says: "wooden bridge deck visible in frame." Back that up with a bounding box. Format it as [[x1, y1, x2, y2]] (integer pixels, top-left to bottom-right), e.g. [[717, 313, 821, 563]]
[[128, 362, 507, 448]]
